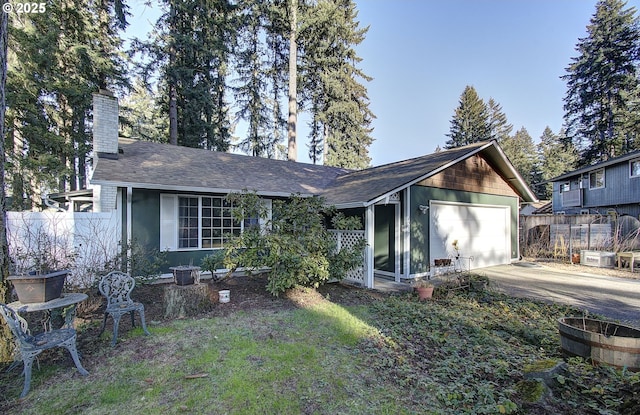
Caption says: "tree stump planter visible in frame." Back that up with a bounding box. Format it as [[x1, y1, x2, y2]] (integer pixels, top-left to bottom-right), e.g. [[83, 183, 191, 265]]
[[163, 284, 214, 319]]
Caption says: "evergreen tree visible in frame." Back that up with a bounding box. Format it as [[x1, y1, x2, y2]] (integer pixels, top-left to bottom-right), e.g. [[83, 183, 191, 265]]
[[487, 98, 512, 142], [234, 0, 282, 157], [501, 127, 540, 193], [563, 0, 640, 165], [1, 0, 13, 359], [6, 0, 129, 209], [537, 127, 577, 199], [119, 78, 167, 142], [138, 0, 233, 151], [302, 0, 374, 169], [445, 86, 490, 148]]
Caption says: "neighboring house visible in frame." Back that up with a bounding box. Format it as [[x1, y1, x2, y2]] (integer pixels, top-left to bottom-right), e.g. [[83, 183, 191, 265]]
[[549, 150, 640, 218], [90, 91, 537, 289], [520, 200, 551, 216]]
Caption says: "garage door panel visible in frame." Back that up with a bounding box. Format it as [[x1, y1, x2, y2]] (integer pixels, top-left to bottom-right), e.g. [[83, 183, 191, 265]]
[[430, 202, 510, 269]]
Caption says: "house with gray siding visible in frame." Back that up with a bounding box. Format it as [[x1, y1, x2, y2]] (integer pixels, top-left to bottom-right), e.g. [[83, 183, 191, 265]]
[[549, 151, 640, 218], [90, 91, 537, 289]]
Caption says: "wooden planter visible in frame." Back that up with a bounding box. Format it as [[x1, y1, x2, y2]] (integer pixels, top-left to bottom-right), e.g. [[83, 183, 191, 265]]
[[8, 270, 69, 304], [434, 259, 451, 267], [558, 317, 640, 370]]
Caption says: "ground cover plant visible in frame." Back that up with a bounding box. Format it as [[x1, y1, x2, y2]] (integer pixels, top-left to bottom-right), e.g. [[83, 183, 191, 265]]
[[1, 276, 639, 414]]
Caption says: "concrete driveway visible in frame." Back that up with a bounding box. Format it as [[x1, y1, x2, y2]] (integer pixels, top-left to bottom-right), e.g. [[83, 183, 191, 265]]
[[478, 263, 640, 327]]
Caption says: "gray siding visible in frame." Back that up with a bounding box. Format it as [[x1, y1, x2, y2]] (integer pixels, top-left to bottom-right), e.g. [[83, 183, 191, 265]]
[[553, 160, 640, 217]]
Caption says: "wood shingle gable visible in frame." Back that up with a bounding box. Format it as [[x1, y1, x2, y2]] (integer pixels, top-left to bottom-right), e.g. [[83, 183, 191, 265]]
[[417, 154, 519, 198]]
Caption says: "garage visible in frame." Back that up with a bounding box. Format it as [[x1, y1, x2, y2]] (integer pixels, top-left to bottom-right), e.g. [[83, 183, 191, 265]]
[[429, 201, 511, 270]]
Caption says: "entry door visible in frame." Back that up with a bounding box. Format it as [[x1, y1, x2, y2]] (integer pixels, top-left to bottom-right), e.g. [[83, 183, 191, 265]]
[[374, 204, 395, 273]]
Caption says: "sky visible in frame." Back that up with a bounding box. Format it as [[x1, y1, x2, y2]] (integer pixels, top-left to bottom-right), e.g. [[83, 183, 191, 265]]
[[125, 0, 640, 166]]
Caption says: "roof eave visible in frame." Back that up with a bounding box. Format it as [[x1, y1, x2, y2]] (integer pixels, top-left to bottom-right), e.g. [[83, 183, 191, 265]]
[[89, 179, 313, 198]]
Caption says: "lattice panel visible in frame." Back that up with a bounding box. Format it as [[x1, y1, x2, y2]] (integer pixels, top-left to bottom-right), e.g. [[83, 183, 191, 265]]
[[329, 230, 366, 285]]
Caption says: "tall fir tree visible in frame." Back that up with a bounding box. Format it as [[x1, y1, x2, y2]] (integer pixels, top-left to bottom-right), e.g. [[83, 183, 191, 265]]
[[487, 98, 512, 143], [537, 127, 577, 199], [563, 0, 640, 165], [445, 85, 490, 148], [233, 0, 283, 157], [301, 0, 374, 169], [6, 0, 129, 209], [1, 0, 12, 359], [119, 78, 167, 142], [501, 127, 540, 194], [137, 0, 233, 150]]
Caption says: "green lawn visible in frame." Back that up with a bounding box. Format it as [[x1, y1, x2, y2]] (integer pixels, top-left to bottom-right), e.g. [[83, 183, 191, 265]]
[[2, 285, 639, 414]]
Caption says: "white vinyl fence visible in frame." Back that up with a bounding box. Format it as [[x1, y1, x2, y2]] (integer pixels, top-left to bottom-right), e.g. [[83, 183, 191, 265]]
[[7, 211, 121, 288]]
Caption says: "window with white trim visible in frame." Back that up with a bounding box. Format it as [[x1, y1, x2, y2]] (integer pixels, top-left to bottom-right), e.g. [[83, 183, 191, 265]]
[[160, 194, 271, 251], [589, 168, 605, 190], [560, 182, 570, 192], [630, 159, 640, 178]]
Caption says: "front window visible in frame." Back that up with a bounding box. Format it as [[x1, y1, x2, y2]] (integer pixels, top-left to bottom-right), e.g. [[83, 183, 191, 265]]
[[630, 159, 640, 178], [178, 196, 241, 249], [161, 194, 271, 251], [560, 182, 570, 192], [589, 169, 605, 189]]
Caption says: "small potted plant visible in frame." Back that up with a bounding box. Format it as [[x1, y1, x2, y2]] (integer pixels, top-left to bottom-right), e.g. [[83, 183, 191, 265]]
[[452, 239, 461, 260], [413, 279, 434, 300]]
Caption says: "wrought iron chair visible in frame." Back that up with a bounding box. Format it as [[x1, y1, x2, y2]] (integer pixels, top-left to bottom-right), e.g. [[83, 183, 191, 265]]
[[0, 303, 89, 398], [98, 271, 150, 346]]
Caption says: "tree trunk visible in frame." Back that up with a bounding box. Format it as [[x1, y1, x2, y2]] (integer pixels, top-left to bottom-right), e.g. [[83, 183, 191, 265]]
[[1, 2, 13, 361], [287, 0, 297, 161], [169, 83, 178, 146]]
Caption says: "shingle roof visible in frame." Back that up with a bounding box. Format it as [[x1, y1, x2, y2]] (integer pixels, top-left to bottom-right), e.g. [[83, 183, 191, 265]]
[[91, 139, 350, 197], [91, 139, 537, 205], [321, 143, 489, 205], [549, 149, 640, 182]]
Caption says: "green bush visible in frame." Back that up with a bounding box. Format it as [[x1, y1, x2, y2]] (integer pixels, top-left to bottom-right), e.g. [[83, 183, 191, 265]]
[[220, 191, 366, 296]]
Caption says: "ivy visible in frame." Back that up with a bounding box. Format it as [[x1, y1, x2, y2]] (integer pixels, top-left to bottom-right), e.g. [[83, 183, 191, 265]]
[[358, 288, 640, 413]]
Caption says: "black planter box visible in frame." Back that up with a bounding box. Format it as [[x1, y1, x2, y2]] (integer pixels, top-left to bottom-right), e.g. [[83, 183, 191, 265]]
[[8, 270, 69, 304], [170, 266, 200, 286]]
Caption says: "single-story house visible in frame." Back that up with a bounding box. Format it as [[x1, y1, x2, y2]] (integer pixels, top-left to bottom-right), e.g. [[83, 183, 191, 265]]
[[548, 150, 640, 218], [90, 91, 537, 289]]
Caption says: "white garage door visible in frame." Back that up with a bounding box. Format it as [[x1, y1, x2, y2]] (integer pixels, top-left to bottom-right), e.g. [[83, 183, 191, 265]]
[[429, 201, 511, 269]]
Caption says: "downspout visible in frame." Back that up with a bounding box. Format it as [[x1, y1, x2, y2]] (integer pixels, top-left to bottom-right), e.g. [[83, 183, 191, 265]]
[[127, 187, 132, 274], [365, 204, 374, 288], [403, 187, 411, 278]]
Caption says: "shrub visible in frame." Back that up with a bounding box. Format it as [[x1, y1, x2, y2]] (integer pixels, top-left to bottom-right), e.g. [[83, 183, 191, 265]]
[[219, 191, 366, 296]]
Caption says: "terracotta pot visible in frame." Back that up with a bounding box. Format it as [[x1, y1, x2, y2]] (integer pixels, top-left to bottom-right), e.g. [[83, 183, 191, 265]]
[[416, 286, 434, 300]]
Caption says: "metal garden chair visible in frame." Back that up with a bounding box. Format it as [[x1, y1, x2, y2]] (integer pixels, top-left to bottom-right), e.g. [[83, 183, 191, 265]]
[[0, 303, 89, 398], [98, 271, 150, 346]]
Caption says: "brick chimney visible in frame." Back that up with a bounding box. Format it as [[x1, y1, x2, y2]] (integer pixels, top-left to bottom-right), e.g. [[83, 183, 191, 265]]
[[92, 90, 119, 212]]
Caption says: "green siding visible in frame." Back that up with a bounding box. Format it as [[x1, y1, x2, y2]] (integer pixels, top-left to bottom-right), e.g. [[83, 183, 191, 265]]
[[129, 189, 218, 273], [409, 186, 519, 275]]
